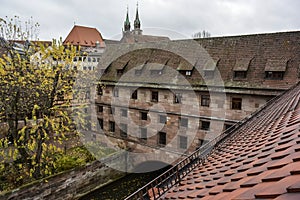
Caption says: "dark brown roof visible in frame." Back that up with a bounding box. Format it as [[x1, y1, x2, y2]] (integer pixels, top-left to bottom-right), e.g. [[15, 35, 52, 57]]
[[98, 31, 300, 94], [120, 34, 170, 44], [63, 25, 104, 47], [159, 82, 300, 200]]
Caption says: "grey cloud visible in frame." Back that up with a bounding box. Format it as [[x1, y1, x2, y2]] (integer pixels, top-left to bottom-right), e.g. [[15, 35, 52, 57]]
[[0, 0, 299, 40]]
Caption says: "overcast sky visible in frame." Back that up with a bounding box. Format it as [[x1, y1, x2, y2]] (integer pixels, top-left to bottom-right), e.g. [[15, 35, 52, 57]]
[[1, 0, 300, 41]]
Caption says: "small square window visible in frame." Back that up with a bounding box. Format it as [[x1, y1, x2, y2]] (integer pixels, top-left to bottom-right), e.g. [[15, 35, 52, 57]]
[[120, 123, 127, 138], [98, 118, 103, 129], [174, 93, 182, 104], [117, 69, 124, 75], [180, 117, 188, 128], [131, 90, 138, 100], [140, 128, 147, 141], [265, 71, 284, 80], [113, 88, 119, 97], [234, 71, 247, 79], [141, 112, 148, 120], [201, 95, 210, 107], [109, 121, 115, 132], [121, 109, 128, 117], [98, 106, 103, 113], [200, 120, 210, 131], [97, 85, 103, 95], [179, 136, 188, 149], [159, 115, 167, 124], [232, 98, 242, 110], [109, 107, 115, 115], [158, 132, 166, 146], [185, 71, 192, 76], [151, 91, 159, 102]]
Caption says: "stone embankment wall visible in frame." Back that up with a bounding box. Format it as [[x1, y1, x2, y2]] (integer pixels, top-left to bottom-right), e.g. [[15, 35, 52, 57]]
[[0, 152, 128, 200]]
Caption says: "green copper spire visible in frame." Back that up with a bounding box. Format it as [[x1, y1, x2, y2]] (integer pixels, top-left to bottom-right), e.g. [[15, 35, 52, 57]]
[[124, 6, 131, 31], [134, 2, 141, 29]]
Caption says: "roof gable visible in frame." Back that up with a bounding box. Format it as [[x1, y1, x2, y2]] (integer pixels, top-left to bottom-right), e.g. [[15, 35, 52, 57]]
[[63, 25, 104, 47]]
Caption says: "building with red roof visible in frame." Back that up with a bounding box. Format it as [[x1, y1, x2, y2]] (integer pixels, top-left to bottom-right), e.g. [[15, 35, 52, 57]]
[[63, 25, 105, 48]]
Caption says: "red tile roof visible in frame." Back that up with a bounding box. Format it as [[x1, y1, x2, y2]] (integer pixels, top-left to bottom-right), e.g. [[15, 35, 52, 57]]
[[125, 81, 300, 199], [160, 82, 300, 199], [63, 25, 104, 47]]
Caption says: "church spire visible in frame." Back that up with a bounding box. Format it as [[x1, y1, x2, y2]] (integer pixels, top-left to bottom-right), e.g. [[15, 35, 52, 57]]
[[134, 2, 141, 30], [124, 6, 131, 32]]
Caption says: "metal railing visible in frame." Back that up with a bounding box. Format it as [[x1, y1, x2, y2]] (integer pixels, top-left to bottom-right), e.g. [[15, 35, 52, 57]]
[[123, 125, 235, 200], [123, 84, 295, 200]]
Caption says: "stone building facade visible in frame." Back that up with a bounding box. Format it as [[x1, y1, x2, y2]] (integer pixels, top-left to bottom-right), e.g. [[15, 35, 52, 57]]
[[91, 30, 300, 155]]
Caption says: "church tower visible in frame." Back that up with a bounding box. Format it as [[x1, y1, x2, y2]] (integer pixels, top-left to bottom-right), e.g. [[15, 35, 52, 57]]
[[133, 2, 142, 35], [123, 6, 131, 34]]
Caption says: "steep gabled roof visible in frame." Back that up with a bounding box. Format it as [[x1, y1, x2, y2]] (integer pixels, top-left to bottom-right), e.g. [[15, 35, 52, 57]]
[[99, 31, 300, 94], [63, 25, 104, 47], [159, 82, 300, 199]]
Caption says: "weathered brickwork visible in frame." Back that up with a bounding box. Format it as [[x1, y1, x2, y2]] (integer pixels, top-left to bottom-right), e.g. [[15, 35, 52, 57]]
[[0, 153, 127, 200], [94, 31, 300, 154]]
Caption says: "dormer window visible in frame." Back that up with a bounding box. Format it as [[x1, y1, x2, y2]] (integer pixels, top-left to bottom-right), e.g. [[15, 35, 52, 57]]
[[265, 71, 284, 80], [150, 70, 163, 75], [185, 71, 192, 76], [148, 63, 165, 76], [264, 59, 288, 80], [234, 71, 247, 79], [117, 69, 124, 75], [203, 59, 219, 79], [116, 61, 129, 76], [233, 58, 251, 79], [177, 61, 194, 77]]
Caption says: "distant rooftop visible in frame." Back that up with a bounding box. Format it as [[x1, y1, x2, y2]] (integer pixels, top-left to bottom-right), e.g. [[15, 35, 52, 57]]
[[63, 25, 105, 47]]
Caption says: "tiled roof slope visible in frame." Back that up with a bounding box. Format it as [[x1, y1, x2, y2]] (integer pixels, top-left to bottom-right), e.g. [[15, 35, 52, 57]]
[[160, 82, 300, 200], [120, 34, 170, 43], [195, 31, 300, 90], [63, 25, 104, 47], [99, 31, 300, 92]]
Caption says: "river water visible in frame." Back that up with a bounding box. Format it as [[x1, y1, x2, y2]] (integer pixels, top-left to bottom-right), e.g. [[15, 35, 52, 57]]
[[80, 165, 170, 200]]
